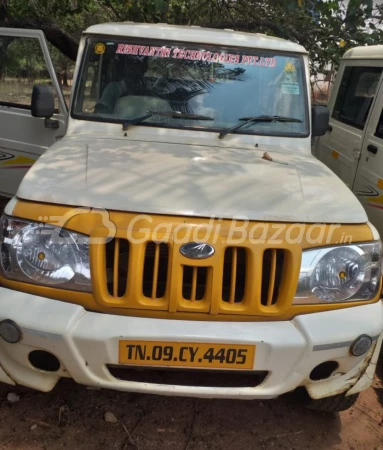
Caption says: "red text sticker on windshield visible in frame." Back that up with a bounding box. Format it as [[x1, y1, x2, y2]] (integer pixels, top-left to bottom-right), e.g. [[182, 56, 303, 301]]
[[116, 44, 276, 67]]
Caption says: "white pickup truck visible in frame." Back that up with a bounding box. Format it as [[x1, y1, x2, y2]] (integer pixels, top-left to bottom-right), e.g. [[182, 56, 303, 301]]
[[315, 45, 383, 244], [0, 23, 382, 412]]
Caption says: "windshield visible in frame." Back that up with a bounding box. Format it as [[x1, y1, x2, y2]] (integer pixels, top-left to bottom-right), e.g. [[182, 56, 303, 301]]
[[72, 37, 309, 137]]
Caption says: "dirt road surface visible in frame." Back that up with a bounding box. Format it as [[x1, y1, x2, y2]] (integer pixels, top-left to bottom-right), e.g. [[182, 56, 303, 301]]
[[0, 370, 382, 450], [0, 196, 382, 449]]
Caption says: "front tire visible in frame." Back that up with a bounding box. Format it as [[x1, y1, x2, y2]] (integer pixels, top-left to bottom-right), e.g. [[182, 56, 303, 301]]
[[299, 390, 359, 412]]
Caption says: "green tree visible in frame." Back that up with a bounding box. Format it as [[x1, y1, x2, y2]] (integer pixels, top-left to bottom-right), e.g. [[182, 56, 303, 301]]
[[1, 0, 383, 78]]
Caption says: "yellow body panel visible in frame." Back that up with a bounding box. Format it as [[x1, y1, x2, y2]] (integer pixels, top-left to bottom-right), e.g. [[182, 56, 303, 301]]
[[0, 200, 380, 322]]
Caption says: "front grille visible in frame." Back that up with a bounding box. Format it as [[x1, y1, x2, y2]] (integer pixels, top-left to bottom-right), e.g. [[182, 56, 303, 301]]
[[182, 266, 208, 301], [97, 236, 298, 317], [261, 249, 285, 306], [222, 247, 247, 303], [107, 366, 268, 388], [142, 242, 169, 299], [106, 238, 130, 298]]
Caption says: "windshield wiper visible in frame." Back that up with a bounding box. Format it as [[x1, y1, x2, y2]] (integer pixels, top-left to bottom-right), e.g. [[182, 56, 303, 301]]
[[218, 115, 303, 139], [122, 110, 214, 131]]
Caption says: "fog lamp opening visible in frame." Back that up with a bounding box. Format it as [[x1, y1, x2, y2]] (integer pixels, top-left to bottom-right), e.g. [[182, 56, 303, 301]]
[[0, 319, 22, 343], [29, 350, 60, 372], [310, 361, 339, 381], [350, 335, 372, 357]]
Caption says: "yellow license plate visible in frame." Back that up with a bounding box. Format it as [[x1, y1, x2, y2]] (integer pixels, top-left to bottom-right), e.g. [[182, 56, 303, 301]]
[[118, 341, 255, 370]]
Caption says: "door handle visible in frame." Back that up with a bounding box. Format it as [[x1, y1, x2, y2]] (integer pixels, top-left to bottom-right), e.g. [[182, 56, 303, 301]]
[[367, 144, 378, 155]]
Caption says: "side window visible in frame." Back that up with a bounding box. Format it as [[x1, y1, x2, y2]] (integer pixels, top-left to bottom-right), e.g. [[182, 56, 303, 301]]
[[75, 47, 113, 113], [332, 66, 382, 130], [79, 62, 99, 112], [375, 110, 383, 139], [0, 36, 57, 109]]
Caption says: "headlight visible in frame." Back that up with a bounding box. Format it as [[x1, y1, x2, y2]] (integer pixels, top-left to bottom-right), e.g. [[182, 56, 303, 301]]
[[294, 241, 381, 304], [0, 215, 91, 292]]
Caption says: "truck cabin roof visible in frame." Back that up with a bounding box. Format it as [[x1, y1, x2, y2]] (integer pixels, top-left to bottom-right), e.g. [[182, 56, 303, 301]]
[[342, 45, 383, 60], [85, 22, 308, 54]]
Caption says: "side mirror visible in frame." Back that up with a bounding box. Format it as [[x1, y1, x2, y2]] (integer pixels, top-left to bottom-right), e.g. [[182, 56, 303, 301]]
[[312, 105, 329, 137], [31, 84, 55, 119]]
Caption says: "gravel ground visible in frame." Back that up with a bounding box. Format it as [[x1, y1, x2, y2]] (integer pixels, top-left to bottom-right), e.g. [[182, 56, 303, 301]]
[[0, 374, 382, 450], [0, 196, 382, 449]]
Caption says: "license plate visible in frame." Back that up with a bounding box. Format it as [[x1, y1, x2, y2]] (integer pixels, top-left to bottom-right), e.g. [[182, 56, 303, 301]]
[[118, 341, 255, 370]]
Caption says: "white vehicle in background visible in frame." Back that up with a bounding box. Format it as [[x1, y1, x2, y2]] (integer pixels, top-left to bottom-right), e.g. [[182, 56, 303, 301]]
[[0, 24, 382, 413], [314, 45, 383, 240], [0, 29, 67, 198]]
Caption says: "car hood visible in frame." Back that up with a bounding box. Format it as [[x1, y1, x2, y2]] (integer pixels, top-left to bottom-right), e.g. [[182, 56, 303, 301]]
[[17, 137, 367, 223]]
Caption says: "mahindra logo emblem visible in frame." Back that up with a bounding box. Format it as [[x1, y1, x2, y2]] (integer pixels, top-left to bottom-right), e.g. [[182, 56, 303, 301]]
[[180, 242, 215, 259]]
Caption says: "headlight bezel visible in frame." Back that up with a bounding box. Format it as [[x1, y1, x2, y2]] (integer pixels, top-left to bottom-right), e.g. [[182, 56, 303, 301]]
[[0, 214, 92, 293], [294, 240, 382, 305]]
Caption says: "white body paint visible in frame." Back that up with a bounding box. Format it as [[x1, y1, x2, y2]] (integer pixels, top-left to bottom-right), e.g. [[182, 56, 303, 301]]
[[18, 133, 367, 223], [0, 288, 382, 397]]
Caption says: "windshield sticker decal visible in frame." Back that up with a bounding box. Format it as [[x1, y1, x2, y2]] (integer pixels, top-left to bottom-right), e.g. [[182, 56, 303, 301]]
[[95, 43, 106, 55], [282, 82, 300, 95], [284, 61, 296, 73], [116, 44, 276, 67]]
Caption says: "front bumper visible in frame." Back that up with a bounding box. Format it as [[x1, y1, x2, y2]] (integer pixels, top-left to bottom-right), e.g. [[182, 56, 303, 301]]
[[0, 287, 382, 399]]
